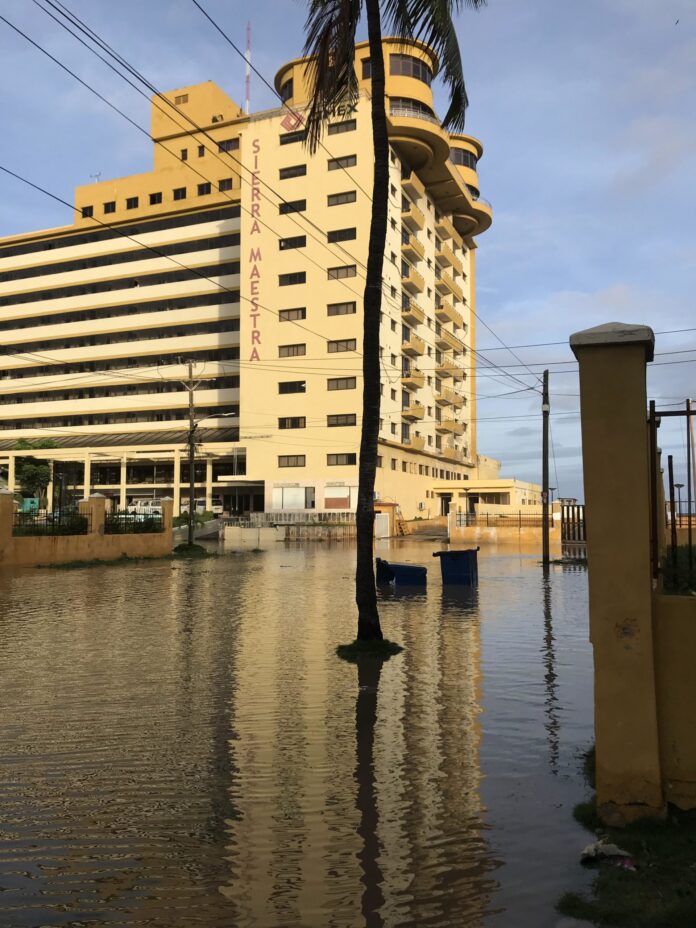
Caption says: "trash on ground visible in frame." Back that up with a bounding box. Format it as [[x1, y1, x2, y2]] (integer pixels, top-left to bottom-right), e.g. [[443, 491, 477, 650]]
[[580, 840, 633, 864]]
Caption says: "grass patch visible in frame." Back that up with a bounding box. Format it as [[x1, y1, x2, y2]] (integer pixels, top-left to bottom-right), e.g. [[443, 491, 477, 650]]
[[335, 638, 404, 663], [173, 542, 215, 558], [662, 546, 696, 595], [557, 744, 696, 927], [41, 554, 167, 570]]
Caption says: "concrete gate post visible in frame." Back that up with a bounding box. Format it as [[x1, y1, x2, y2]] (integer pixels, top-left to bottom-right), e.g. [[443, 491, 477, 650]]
[[570, 322, 665, 824], [0, 489, 14, 561]]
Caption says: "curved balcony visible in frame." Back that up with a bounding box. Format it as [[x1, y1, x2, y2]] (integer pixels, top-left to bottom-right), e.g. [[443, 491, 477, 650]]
[[401, 300, 425, 327], [402, 402, 425, 422], [402, 334, 426, 357], [401, 366, 424, 390]]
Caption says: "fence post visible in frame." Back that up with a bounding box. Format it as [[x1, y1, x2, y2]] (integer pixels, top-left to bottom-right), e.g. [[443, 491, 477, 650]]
[[0, 489, 13, 561], [80, 494, 106, 536], [160, 497, 174, 544], [570, 322, 665, 825]]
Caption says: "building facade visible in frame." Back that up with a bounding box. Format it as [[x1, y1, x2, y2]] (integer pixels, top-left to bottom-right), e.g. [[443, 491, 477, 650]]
[[0, 38, 492, 520]]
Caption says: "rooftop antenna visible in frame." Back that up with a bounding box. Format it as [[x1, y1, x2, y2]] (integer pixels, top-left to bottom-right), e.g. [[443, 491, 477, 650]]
[[245, 21, 251, 115], [89, 172, 102, 183]]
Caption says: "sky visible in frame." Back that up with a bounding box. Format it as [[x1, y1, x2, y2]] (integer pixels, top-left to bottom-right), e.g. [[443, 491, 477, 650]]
[[1, 0, 694, 500]]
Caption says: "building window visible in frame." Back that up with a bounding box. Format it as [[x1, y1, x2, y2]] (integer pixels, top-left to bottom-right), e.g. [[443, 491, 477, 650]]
[[328, 264, 357, 280], [126, 197, 139, 210], [279, 380, 306, 394], [328, 190, 357, 206], [279, 343, 306, 357], [377, 455, 383, 467], [328, 155, 357, 170], [218, 178, 233, 191], [181, 148, 188, 161], [104, 201, 116, 214], [390, 53, 433, 85], [328, 301, 356, 316], [328, 119, 356, 135], [149, 192, 162, 204], [327, 227, 357, 243], [279, 416, 306, 429], [450, 147, 478, 170], [279, 235, 306, 250], [280, 129, 307, 145], [218, 139, 240, 152], [328, 414, 357, 427], [279, 307, 306, 321], [174, 93, 188, 105], [389, 97, 436, 120], [173, 187, 187, 201], [198, 144, 205, 157], [328, 377, 357, 391], [279, 164, 307, 179], [362, 58, 372, 78], [279, 78, 294, 102], [197, 182, 212, 196], [278, 455, 306, 467], [81, 206, 93, 218], [391, 458, 397, 470], [279, 199, 306, 214], [279, 271, 306, 286], [328, 339, 357, 353], [328, 453, 357, 466]]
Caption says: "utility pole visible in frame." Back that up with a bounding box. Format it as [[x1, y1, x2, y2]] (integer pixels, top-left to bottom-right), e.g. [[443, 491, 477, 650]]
[[542, 369, 550, 567], [187, 360, 196, 547], [688, 398, 694, 569]]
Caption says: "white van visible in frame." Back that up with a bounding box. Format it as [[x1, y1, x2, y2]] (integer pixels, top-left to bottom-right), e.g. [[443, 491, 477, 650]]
[[180, 497, 224, 516], [127, 498, 163, 517]]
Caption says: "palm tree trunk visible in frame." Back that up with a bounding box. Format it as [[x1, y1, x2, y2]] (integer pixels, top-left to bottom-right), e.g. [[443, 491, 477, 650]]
[[355, 0, 388, 641]]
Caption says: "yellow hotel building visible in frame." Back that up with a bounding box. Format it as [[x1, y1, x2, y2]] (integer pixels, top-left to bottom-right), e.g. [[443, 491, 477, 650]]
[[0, 38, 492, 520]]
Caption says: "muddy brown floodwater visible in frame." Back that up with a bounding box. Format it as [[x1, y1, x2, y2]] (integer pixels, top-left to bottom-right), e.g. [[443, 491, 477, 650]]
[[0, 539, 594, 927]]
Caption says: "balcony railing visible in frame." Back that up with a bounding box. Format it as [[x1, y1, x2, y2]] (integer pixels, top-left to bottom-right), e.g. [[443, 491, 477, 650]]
[[390, 100, 441, 125]]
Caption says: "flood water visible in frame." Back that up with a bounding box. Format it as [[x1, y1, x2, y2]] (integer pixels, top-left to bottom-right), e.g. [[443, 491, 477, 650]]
[[0, 540, 593, 927]]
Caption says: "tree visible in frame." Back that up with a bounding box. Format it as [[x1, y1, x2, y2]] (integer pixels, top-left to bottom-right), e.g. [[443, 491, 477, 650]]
[[13, 440, 56, 503], [303, 0, 483, 641]]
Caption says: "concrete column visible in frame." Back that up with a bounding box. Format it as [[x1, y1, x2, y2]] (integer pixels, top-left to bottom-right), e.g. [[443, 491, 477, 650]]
[[119, 456, 127, 510], [79, 493, 106, 535], [46, 462, 54, 513], [205, 457, 213, 511], [0, 488, 14, 560], [7, 455, 15, 493], [173, 449, 181, 515], [160, 496, 174, 537], [83, 452, 91, 499], [570, 322, 664, 824]]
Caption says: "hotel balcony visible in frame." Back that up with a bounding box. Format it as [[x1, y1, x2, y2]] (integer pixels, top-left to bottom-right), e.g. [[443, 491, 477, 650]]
[[402, 200, 425, 232], [435, 300, 463, 328], [435, 386, 459, 406], [449, 390, 465, 408], [435, 269, 463, 303], [402, 265, 425, 295], [442, 444, 465, 463], [401, 231, 425, 263], [401, 170, 426, 202], [434, 214, 457, 240], [402, 334, 426, 357], [435, 240, 463, 276], [435, 418, 465, 435], [435, 355, 458, 378], [402, 402, 425, 422], [402, 435, 426, 452], [401, 299, 425, 326], [401, 366, 425, 390]]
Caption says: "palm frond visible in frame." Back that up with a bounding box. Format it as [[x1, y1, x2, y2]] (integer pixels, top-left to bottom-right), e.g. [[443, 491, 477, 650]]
[[302, 0, 362, 152], [383, 0, 486, 131]]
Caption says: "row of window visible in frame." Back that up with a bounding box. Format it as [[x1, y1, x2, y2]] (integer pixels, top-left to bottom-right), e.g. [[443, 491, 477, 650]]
[[179, 138, 239, 161], [277, 264, 357, 286], [278, 454, 356, 468], [361, 53, 433, 86], [2, 376, 239, 407], [278, 377, 357, 393], [278, 414, 357, 429], [277, 338, 356, 357], [278, 227, 359, 251], [81, 179, 234, 217]]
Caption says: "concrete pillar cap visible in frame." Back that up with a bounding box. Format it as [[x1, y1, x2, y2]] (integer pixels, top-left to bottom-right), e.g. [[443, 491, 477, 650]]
[[161, 496, 173, 501], [89, 493, 106, 499], [570, 322, 654, 361], [0, 488, 13, 495]]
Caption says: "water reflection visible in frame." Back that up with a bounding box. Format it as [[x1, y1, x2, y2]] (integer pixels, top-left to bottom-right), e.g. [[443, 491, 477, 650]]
[[0, 543, 592, 927]]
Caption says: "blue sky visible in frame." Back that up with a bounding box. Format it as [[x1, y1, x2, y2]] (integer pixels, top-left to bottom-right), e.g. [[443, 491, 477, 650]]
[[1, 0, 694, 498]]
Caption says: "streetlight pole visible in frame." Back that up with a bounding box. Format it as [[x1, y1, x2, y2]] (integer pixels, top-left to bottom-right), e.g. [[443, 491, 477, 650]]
[[675, 483, 684, 527], [542, 369, 550, 568], [187, 361, 196, 547]]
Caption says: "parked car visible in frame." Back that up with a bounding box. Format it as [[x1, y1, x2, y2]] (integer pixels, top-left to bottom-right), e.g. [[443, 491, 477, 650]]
[[180, 497, 223, 516]]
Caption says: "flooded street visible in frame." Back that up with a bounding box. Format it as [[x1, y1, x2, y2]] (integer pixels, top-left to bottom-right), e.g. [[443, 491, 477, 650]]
[[0, 540, 593, 927]]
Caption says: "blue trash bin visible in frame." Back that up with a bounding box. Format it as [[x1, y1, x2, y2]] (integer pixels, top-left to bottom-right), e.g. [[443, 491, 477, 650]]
[[432, 548, 479, 585], [376, 557, 427, 586]]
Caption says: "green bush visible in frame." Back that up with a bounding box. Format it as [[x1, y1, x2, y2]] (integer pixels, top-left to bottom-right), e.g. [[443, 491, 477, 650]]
[[662, 546, 696, 595]]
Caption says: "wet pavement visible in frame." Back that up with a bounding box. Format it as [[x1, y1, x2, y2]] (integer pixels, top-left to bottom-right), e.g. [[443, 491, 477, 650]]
[[0, 540, 594, 927]]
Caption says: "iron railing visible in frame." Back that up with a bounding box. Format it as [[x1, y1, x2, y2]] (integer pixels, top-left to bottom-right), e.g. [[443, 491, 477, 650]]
[[455, 511, 547, 528], [104, 510, 164, 534], [12, 508, 90, 537], [223, 511, 357, 527]]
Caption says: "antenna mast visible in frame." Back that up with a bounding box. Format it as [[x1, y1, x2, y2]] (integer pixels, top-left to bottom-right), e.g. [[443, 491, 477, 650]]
[[245, 22, 251, 115]]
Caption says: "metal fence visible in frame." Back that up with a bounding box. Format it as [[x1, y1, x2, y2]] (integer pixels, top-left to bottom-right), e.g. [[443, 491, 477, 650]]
[[455, 511, 545, 528], [561, 504, 586, 543], [222, 511, 357, 527], [12, 508, 90, 537], [649, 399, 695, 586], [104, 510, 164, 534]]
